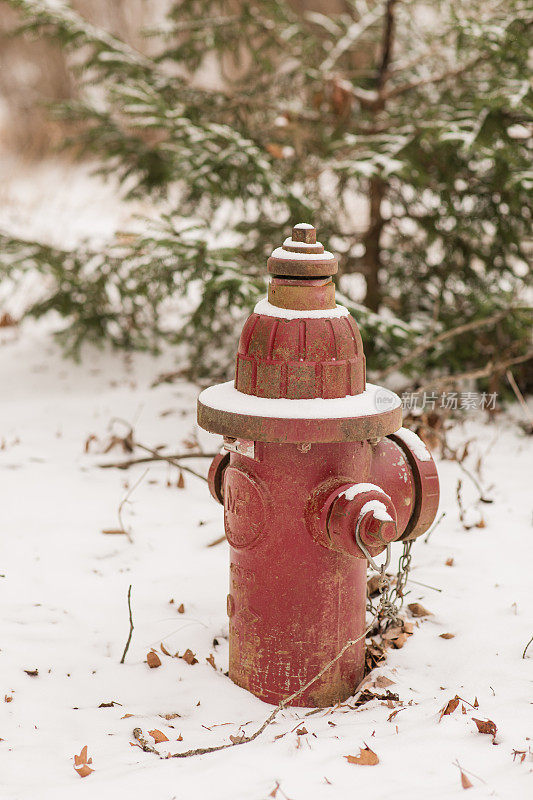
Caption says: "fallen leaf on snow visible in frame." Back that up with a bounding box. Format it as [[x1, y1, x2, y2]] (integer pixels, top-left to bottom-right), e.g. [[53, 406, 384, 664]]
[[148, 729, 169, 743], [440, 633, 455, 639], [460, 770, 473, 789], [439, 695, 460, 721], [345, 746, 379, 766], [23, 669, 38, 677], [206, 653, 217, 670], [121, 713, 134, 719], [180, 649, 198, 665], [177, 471, 185, 489], [147, 651, 162, 669], [407, 602, 432, 617], [73, 745, 94, 778], [4, 695, 13, 703], [296, 727, 308, 736], [374, 676, 394, 688], [160, 642, 173, 657], [472, 718, 498, 740], [162, 712, 181, 720], [177, 603, 185, 614], [445, 558, 454, 566]]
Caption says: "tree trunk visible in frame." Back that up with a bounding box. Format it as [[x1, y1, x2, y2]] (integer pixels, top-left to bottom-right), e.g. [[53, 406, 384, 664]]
[[363, 176, 385, 311]]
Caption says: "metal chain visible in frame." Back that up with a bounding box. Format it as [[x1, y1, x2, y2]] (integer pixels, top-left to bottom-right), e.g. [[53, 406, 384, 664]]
[[366, 540, 413, 628]]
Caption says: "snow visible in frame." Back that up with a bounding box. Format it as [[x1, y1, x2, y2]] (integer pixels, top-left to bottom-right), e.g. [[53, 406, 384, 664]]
[[283, 237, 323, 250], [360, 500, 393, 523], [394, 426, 432, 461], [1, 321, 533, 800], [199, 381, 401, 419], [1, 162, 532, 798], [253, 297, 350, 319], [339, 482, 388, 501], [270, 246, 335, 261]]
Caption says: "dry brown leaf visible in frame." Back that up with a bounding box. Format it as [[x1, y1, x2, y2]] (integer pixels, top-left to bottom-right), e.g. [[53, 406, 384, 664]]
[[445, 558, 454, 566], [148, 729, 169, 743], [388, 708, 402, 722], [296, 727, 308, 736], [177, 471, 185, 489], [460, 770, 473, 789], [180, 648, 198, 665], [440, 633, 455, 639], [345, 746, 379, 766], [160, 642, 172, 657], [229, 734, 245, 744], [265, 143, 285, 159], [147, 651, 162, 669], [392, 633, 409, 649], [472, 718, 497, 739], [177, 603, 185, 614], [374, 676, 394, 688], [408, 602, 432, 617], [162, 712, 181, 720], [0, 312, 17, 328], [367, 574, 382, 596], [73, 745, 94, 778], [439, 695, 460, 721], [4, 695, 12, 703], [473, 697, 479, 708], [121, 713, 134, 719], [23, 669, 38, 677], [206, 653, 217, 670]]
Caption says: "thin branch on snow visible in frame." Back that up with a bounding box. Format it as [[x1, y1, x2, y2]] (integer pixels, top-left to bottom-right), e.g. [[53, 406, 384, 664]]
[[522, 635, 533, 660], [120, 585, 134, 664], [132, 615, 378, 760], [99, 452, 219, 470], [117, 468, 149, 542], [111, 418, 209, 483]]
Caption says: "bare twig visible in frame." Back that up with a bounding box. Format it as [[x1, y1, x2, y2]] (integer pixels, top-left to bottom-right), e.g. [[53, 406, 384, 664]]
[[522, 634, 533, 659], [377, 311, 508, 380], [99, 452, 219, 470], [416, 425, 493, 503], [111, 418, 208, 483], [207, 535, 226, 548], [384, 55, 483, 100], [120, 585, 134, 664], [133, 615, 378, 759], [118, 468, 149, 541], [408, 579, 442, 593], [424, 511, 446, 543], [411, 350, 533, 395], [506, 370, 533, 430]]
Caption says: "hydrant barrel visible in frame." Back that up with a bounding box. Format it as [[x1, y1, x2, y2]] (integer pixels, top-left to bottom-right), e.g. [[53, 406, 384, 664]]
[[198, 224, 439, 707]]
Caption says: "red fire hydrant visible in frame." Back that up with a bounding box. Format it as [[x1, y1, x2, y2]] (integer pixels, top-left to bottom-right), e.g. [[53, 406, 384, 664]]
[[198, 224, 439, 707]]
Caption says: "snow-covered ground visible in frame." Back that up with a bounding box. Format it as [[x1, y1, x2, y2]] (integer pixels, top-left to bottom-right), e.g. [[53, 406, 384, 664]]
[[1, 319, 532, 800], [1, 160, 531, 798]]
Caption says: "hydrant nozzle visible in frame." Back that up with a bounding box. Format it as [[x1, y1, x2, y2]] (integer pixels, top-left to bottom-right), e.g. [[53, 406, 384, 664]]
[[198, 224, 439, 707]]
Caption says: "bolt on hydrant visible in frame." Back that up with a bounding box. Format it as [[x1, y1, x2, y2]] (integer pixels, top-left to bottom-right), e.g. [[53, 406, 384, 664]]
[[197, 224, 439, 708]]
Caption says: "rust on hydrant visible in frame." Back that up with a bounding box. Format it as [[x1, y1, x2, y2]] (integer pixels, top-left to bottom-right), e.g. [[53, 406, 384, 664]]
[[198, 223, 439, 707]]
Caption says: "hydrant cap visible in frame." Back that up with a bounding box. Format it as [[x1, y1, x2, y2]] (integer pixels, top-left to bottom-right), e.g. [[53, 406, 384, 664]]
[[267, 224, 338, 278], [197, 223, 403, 443]]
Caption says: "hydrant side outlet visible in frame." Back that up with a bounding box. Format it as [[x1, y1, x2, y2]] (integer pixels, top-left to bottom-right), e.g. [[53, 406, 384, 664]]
[[198, 224, 440, 707]]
